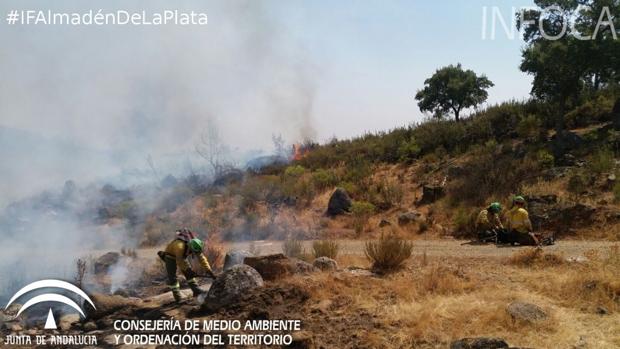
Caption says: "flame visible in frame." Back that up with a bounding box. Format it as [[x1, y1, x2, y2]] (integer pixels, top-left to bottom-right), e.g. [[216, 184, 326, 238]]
[[292, 143, 303, 161]]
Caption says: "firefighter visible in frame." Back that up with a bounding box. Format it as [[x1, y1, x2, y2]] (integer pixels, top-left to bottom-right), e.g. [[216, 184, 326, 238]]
[[504, 196, 539, 246], [475, 202, 503, 243], [157, 228, 216, 303]]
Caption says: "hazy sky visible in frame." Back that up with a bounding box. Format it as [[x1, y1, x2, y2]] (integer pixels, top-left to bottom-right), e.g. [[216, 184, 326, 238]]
[[0, 0, 536, 202]]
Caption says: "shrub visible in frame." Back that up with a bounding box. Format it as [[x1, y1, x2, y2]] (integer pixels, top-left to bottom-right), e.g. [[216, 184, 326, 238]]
[[312, 240, 340, 259], [536, 149, 555, 168], [452, 207, 475, 236], [284, 165, 306, 178], [351, 201, 376, 234], [365, 234, 413, 272], [564, 95, 614, 129], [589, 147, 615, 174], [397, 136, 421, 163], [516, 114, 542, 140], [282, 237, 304, 258], [311, 169, 339, 191], [370, 180, 404, 210]]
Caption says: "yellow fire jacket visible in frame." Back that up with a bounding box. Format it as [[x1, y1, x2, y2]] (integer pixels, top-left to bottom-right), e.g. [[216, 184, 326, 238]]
[[164, 239, 212, 273], [475, 209, 503, 230], [505, 207, 533, 234]]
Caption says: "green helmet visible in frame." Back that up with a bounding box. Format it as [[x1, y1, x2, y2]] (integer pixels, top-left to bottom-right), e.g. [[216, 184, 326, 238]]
[[188, 238, 204, 253], [488, 202, 502, 213], [513, 196, 526, 205]]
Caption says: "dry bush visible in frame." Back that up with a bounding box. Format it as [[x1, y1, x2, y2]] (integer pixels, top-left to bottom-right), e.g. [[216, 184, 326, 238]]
[[418, 264, 472, 296], [524, 246, 620, 313], [283, 236, 304, 258], [312, 240, 339, 259], [74, 258, 87, 288], [507, 248, 565, 268], [205, 239, 224, 271], [365, 234, 413, 272]]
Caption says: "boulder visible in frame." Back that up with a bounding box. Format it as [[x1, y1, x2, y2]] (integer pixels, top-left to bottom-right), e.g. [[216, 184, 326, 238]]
[[94, 252, 120, 274], [450, 337, 509, 349], [506, 302, 547, 322], [292, 259, 316, 274], [223, 250, 254, 271], [326, 188, 352, 216], [398, 211, 424, 225], [244, 254, 295, 280], [203, 264, 264, 312], [313, 257, 338, 271], [419, 185, 444, 204], [378, 219, 392, 227]]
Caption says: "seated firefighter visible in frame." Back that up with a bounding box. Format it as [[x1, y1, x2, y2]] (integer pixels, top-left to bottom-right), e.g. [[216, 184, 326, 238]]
[[475, 202, 504, 243], [500, 196, 539, 246], [157, 228, 216, 303]]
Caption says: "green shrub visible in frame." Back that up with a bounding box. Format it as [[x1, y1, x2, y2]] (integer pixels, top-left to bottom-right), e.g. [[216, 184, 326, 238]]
[[397, 136, 421, 163], [351, 201, 376, 234], [536, 149, 555, 168], [565, 95, 614, 129], [589, 147, 615, 174], [283, 237, 304, 258], [311, 169, 339, 191], [284, 165, 306, 177], [312, 240, 340, 259], [364, 234, 413, 272], [452, 207, 475, 235], [517, 114, 542, 140]]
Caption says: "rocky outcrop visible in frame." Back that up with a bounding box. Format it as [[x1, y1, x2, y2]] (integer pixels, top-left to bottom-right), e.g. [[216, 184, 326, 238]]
[[398, 211, 424, 225], [94, 252, 120, 274], [312, 257, 338, 271], [506, 301, 547, 322], [450, 337, 509, 349], [525, 195, 596, 232], [223, 250, 254, 271], [326, 188, 352, 216], [244, 254, 296, 280], [418, 185, 444, 204], [203, 264, 264, 312]]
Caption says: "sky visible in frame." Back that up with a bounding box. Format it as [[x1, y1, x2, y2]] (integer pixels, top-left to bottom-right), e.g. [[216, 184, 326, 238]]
[[0, 0, 537, 203]]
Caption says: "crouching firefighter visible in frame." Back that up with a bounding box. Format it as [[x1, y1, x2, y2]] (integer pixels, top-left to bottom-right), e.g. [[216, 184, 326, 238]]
[[475, 202, 504, 243], [500, 196, 539, 246], [157, 228, 216, 303]]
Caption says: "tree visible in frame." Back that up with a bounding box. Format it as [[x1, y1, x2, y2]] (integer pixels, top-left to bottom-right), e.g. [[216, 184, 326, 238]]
[[415, 64, 494, 122], [517, 0, 620, 129], [195, 118, 235, 177]]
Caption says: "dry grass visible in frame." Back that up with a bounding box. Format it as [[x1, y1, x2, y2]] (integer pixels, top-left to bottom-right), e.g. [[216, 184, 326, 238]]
[[312, 240, 340, 259], [507, 247, 565, 267], [283, 251, 620, 348]]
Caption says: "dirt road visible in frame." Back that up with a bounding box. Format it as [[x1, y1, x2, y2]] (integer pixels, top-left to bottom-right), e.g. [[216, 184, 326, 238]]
[[211, 239, 618, 259]]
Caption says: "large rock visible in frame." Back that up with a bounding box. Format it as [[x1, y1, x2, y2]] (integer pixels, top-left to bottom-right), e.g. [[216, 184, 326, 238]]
[[203, 264, 264, 312], [419, 185, 444, 204], [244, 254, 295, 280], [398, 211, 424, 225], [450, 337, 509, 349], [313, 257, 338, 271], [506, 302, 547, 322], [292, 259, 316, 274], [94, 252, 120, 274], [525, 195, 596, 232], [326, 188, 352, 216], [223, 250, 254, 271]]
